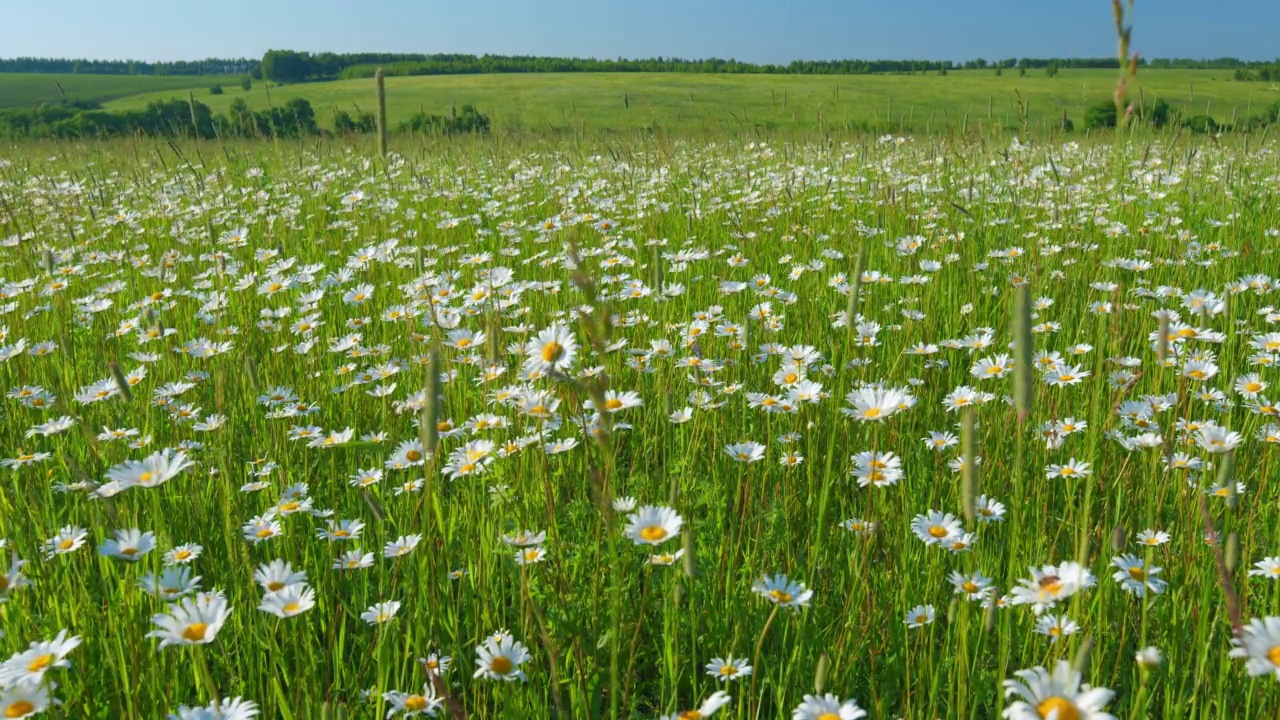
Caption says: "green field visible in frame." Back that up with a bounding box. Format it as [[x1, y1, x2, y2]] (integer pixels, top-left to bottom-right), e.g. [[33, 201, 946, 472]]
[[0, 73, 239, 109], [92, 68, 1280, 134], [2, 130, 1280, 718]]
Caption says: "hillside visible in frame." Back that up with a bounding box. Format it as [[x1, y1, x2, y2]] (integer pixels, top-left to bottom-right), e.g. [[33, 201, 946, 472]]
[[98, 68, 1280, 134], [0, 72, 240, 109]]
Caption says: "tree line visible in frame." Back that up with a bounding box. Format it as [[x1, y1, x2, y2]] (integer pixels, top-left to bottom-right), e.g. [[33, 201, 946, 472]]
[[0, 96, 491, 140], [5, 52, 1278, 82], [260, 50, 1280, 82], [0, 57, 258, 75]]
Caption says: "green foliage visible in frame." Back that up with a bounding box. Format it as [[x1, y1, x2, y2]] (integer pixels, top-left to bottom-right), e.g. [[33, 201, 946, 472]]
[[399, 104, 490, 135], [1133, 97, 1173, 127], [209, 84, 223, 95], [0, 96, 321, 139], [240, 75, 253, 91], [332, 109, 376, 134], [1084, 101, 1118, 129], [1183, 114, 1219, 134]]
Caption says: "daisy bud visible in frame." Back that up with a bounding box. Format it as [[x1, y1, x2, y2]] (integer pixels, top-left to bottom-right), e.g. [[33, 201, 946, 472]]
[[1111, 524, 1127, 553], [1226, 532, 1240, 573], [1216, 449, 1237, 510], [1157, 315, 1170, 364], [1012, 284, 1034, 419], [813, 652, 829, 695], [108, 361, 133, 402], [243, 354, 260, 394], [681, 524, 696, 580], [374, 67, 388, 158], [960, 408, 978, 525], [1072, 635, 1095, 676]]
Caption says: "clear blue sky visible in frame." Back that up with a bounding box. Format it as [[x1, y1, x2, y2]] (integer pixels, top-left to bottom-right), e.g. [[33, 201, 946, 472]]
[[1, 0, 1276, 63]]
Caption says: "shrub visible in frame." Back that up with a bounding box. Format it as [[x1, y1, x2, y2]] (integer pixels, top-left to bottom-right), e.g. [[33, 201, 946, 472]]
[[1083, 101, 1117, 129], [1183, 115, 1219, 134]]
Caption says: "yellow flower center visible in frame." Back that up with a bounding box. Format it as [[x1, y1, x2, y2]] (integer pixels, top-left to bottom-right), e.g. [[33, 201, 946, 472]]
[[862, 407, 882, 419], [256, 528, 274, 538], [817, 714, 841, 720], [283, 602, 302, 614], [138, 471, 154, 484], [268, 581, 285, 592], [719, 665, 737, 676], [405, 696, 428, 712], [604, 398, 624, 411], [121, 547, 139, 556], [490, 655, 514, 675], [27, 654, 54, 673], [405, 450, 422, 462], [1268, 645, 1280, 666], [962, 581, 978, 593], [1128, 567, 1146, 581], [1036, 697, 1080, 720], [769, 589, 793, 604], [1246, 382, 1263, 393], [182, 623, 208, 642], [640, 526, 668, 542], [927, 525, 948, 538], [58, 539, 75, 550], [523, 550, 540, 561], [6, 701, 35, 718], [541, 341, 564, 363]]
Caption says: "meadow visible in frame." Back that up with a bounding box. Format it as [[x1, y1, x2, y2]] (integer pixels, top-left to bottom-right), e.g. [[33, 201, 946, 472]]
[[90, 68, 1280, 135], [0, 128, 1280, 720], [0, 73, 240, 110]]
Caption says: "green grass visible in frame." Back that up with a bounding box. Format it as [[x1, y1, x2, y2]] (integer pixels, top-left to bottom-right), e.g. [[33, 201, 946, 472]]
[[97, 68, 1280, 134], [0, 73, 240, 109], [0, 131, 1279, 719]]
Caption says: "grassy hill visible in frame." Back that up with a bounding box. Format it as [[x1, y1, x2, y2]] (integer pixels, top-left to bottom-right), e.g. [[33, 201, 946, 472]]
[[98, 68, 1280, 134], [0, 72, 239, 109]]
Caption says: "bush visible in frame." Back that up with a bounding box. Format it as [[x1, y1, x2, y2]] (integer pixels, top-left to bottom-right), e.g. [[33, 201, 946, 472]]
[[1183, 115, 1219, 134], [400, 104, 490, 135], [210, 84, 223, 95], [333, 110, 377, 134], [1134, 98, 1172, 127], [1083, 101, 1117, 129], [240, 75, 252, 91]]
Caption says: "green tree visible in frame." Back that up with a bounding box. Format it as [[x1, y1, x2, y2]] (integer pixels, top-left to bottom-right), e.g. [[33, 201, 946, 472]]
[[1084, 101, 1118, 129]]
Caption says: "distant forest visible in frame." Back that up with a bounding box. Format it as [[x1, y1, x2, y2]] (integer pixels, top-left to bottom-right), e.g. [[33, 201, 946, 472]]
[[2, 52, 1280, 82]]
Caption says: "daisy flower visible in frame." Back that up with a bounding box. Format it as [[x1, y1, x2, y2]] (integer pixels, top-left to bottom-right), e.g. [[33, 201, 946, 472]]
[[1001, 660, 1115, 719], [473, 635, 530, 682]]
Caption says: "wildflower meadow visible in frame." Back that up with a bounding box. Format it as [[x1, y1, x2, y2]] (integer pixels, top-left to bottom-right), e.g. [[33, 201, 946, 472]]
[[1, 132, 1279, 719]]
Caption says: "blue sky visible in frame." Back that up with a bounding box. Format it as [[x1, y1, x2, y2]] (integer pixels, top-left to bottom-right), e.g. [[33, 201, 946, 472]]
[[1, 0, 1276, 63]]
